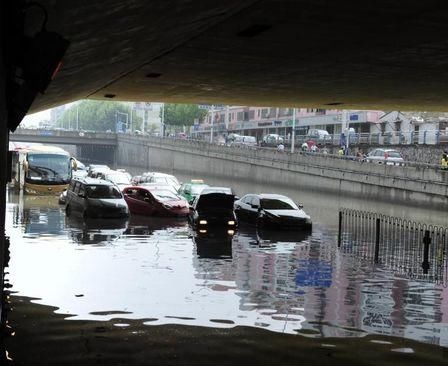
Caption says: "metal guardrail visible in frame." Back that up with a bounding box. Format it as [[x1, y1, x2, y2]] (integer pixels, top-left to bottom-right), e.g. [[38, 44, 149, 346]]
[[138, 135, 443, 172], [338, 208, 448, 286]]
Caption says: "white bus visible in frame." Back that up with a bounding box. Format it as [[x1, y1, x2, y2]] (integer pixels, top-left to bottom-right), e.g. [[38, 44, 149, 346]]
[[9, 143, 76, 195]]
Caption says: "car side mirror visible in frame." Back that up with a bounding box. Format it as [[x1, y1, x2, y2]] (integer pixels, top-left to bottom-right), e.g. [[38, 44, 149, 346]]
[[298, 203, 304, 209], [144, 197, 150, 203], [234, 196, 240, 201], [78, 193, 85, 198], [251, 204, 259, 209]]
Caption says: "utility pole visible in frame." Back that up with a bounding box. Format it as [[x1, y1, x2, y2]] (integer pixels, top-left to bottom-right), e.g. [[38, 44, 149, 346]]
[[76, 104, 79, 130], [291, 107, 296, 153], [342, 109, 349, 152], [210, 105, 214, 143], [161, 103, 165, 136]]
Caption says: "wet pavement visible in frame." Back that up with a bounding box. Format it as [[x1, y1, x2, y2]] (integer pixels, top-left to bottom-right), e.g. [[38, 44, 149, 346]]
[[3, 176, 448, 364]]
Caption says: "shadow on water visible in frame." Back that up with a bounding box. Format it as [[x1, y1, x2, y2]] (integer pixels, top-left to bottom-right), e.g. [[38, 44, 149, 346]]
[[2, 294, 448, 366]]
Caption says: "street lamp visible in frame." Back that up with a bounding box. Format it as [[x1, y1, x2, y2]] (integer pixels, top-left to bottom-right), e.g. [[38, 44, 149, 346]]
[[291, 108, 296, 153], [210, 105, 215, 143]]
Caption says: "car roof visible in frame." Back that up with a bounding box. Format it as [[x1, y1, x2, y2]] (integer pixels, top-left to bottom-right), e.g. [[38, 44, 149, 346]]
[[201, 186, 232, 193], [255, 193, 292, 200], [73, 177, 116, 186]]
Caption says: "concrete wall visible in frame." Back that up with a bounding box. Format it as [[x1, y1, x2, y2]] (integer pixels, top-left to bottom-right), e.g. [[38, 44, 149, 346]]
[[0, 17, 7, 327], [117, 135, 448, 210]]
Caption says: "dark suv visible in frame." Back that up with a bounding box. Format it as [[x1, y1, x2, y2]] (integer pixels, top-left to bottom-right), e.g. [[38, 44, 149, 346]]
[[65, 177, 129, 219]]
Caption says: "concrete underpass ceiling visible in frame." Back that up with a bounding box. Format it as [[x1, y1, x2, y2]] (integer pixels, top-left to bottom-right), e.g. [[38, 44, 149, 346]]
[[28, 0, 448, 113]]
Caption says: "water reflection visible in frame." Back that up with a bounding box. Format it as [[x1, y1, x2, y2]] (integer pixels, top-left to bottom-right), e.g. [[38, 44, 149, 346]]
[[192, 229, 233, 259], [66, 216, 128, 245], [4, 192, 448, 348]]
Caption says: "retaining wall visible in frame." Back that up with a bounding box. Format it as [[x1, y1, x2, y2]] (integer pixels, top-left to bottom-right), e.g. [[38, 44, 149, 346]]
[[117, 136, 448, 209]]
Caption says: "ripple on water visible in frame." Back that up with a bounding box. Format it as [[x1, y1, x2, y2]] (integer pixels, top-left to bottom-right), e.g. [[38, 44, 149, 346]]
[[5, 192, 448, 348]]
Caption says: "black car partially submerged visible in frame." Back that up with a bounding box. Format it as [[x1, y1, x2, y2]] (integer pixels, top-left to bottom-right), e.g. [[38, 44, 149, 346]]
[[234, 193, 312, 230], [189, 192, 237, 232]]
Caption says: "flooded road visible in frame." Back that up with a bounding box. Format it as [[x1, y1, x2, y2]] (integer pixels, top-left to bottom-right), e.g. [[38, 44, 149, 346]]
[[3, 174, 448, 365]]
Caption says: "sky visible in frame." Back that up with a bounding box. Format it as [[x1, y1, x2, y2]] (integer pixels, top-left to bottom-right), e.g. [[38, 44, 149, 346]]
[[21, 109, 52, 128]]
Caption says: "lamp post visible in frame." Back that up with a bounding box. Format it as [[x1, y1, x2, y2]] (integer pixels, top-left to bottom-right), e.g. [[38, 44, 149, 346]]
[[210, 105, 215, 143], [161, 103, 165, 137], [291, 107, 296, 153], [76, 104, 79, 130]]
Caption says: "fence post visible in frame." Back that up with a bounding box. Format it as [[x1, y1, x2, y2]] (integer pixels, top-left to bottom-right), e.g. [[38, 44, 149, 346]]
[[338, 211, 342, 247], [374, 218, 380, 263], [422, 230, 431, 274]]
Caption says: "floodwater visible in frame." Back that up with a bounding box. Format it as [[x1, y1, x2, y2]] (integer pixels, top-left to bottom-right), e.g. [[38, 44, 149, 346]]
[[3, 174, 448, 365]]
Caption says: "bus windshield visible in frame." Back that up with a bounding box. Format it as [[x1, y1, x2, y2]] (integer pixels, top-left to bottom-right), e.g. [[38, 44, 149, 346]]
[[26, 154, 71, 183]]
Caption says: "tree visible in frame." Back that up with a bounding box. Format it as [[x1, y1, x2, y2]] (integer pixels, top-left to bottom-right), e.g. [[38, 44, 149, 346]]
[[162, 104, 207, 128], [56, 100, 142, 132]]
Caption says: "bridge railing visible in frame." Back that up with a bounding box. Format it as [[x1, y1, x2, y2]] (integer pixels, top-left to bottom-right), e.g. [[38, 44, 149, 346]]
[[338, 208, 448, 286], [142, 135, 443, 172]]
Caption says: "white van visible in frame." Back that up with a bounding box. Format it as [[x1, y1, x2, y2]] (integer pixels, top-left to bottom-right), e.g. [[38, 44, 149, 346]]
[[306, 129, 331, 141], [232, 135, 257, 147]]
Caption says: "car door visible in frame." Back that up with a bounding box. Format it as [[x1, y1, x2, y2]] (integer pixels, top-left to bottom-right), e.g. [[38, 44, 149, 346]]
[[235, 195, 254, 223], [247, 196, 261, 223], [125, 188, 154, 215]]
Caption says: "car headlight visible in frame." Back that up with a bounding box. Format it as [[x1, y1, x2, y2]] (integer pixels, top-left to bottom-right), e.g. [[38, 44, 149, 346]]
[[227, 230, 235, 235], [199, 220, 207, 225], [228, 220, 235, 225], [199, 229, 207, 234], [305, 218, 312, 224]]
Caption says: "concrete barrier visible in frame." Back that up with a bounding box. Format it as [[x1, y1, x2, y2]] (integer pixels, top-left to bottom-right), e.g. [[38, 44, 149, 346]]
[[117, 135, 448, 209]]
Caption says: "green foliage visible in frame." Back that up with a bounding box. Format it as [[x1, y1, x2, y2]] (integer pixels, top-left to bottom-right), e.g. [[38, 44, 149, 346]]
[[162, 104, 208, 126], [56, 100, 143, 132]]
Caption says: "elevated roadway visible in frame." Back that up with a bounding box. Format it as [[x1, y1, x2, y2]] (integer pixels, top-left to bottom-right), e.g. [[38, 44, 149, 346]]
[[9, 129, 117, 147]]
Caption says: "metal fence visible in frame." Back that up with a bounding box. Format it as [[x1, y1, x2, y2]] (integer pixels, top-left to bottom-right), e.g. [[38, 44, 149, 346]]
[[338, 208, 448, 286]]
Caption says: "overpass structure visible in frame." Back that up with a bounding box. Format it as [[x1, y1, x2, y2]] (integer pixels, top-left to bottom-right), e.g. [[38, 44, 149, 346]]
[[10, 129, 118, 165], [3, 1, 448, 361], [9, 129, 117, 146]]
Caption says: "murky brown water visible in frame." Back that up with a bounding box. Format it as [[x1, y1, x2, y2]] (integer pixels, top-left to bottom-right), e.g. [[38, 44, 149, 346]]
[[3, 175, 448, 364]]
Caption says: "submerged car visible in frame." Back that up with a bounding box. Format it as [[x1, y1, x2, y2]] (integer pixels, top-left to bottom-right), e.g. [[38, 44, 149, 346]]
[[102, 170, 132, 190], [140, 172, 181, 191], [123, 186, 189, 217], [188, 192, 237, 231], [65, 177, 129, 219], [200, 186, 235, 196], [234, 193, 312, 230], [178, 180, 209, 203]]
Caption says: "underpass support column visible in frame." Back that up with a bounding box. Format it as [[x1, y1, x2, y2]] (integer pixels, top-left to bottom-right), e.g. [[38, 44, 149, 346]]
[[0, 9, 8, 328]]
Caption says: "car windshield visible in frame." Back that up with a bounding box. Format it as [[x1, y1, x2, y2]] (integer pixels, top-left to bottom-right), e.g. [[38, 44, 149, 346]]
[[86, 185, 122, 199], [261, 198, 298, 210], [152, 190, 179, 201], [191, 184, 208, 195], [106, 173, 131, 185]]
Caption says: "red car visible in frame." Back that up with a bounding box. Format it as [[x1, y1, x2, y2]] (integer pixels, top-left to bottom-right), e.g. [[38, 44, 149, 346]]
[[123, 186, 189, 217]]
